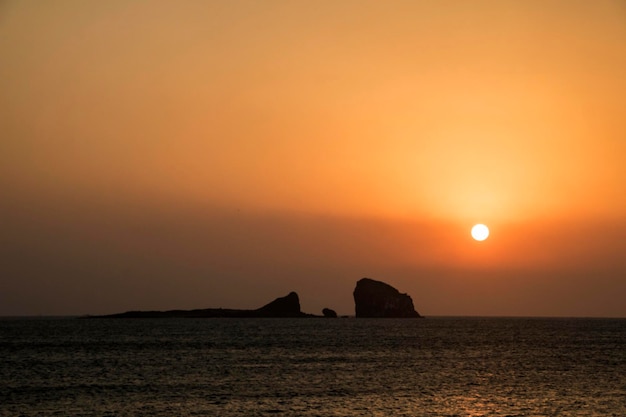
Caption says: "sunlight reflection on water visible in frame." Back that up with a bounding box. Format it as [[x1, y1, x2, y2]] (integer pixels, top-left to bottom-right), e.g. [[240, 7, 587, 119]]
[[1, 317, 625, 416]]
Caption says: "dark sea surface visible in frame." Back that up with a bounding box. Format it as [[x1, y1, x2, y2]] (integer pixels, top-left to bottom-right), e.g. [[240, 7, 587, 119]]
[[1, 317, 625, 416]]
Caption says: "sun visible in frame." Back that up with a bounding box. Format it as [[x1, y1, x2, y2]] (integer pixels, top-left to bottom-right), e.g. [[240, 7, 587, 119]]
[[471, 224, 489, 241]]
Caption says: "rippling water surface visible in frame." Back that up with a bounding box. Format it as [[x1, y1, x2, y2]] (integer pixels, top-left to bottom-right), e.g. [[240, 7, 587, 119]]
[[1, 317, 625, 416]]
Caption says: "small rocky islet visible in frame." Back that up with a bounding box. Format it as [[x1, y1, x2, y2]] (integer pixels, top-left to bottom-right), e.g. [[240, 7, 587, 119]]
[[92, 278, 422, 319]]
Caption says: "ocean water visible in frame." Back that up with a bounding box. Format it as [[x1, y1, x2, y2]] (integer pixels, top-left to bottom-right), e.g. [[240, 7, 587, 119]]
[[1, 317, 625, 416]]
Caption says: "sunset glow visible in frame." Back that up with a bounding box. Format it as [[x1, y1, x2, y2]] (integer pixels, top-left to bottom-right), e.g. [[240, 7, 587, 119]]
[[0, 1, 625, 318]]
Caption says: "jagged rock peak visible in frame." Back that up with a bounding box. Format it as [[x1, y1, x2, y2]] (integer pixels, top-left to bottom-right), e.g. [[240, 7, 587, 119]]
[[353, 278, 421, 318]]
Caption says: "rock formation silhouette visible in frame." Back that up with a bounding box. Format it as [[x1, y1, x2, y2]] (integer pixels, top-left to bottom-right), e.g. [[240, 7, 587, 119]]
[[94, 292, 313, 318], [90, 278, 423, 319], [255, 292, 304, 317], [353, 278, 421, 318]]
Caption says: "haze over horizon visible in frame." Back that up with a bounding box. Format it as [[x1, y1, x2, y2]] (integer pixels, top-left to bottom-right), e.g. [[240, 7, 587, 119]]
[[1, 0, 625, 317]]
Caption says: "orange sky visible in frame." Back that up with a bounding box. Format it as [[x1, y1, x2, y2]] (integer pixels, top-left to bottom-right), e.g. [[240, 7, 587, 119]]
[[1, 1, 625, 317]]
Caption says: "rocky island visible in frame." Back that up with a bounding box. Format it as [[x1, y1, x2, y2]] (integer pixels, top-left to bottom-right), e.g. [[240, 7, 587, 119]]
[[353, 278, 421, 318], [94, 292, 315, 318], [91, 278, 422, 318]]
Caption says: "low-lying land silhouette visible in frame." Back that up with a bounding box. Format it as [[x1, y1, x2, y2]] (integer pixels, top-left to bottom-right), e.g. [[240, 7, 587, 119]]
[[91, 278, 422, 318]]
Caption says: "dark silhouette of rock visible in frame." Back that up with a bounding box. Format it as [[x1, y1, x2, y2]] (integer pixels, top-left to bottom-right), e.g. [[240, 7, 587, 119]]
[[322, 308, 338, 318], [92, 292, 314, 318], [255, 292, 303, 317], [353, 278, 421, 318]]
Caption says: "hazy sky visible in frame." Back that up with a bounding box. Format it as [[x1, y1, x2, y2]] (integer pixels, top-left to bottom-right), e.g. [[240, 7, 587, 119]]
[[1, 0, 625, 317]]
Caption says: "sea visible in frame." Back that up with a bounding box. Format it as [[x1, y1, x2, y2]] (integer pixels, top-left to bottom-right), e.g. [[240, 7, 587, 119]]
[[1, 317, 625, 416]]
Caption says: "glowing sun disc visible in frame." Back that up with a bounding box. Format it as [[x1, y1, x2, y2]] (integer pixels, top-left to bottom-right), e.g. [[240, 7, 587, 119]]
[[471, 224, 489, 241]]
